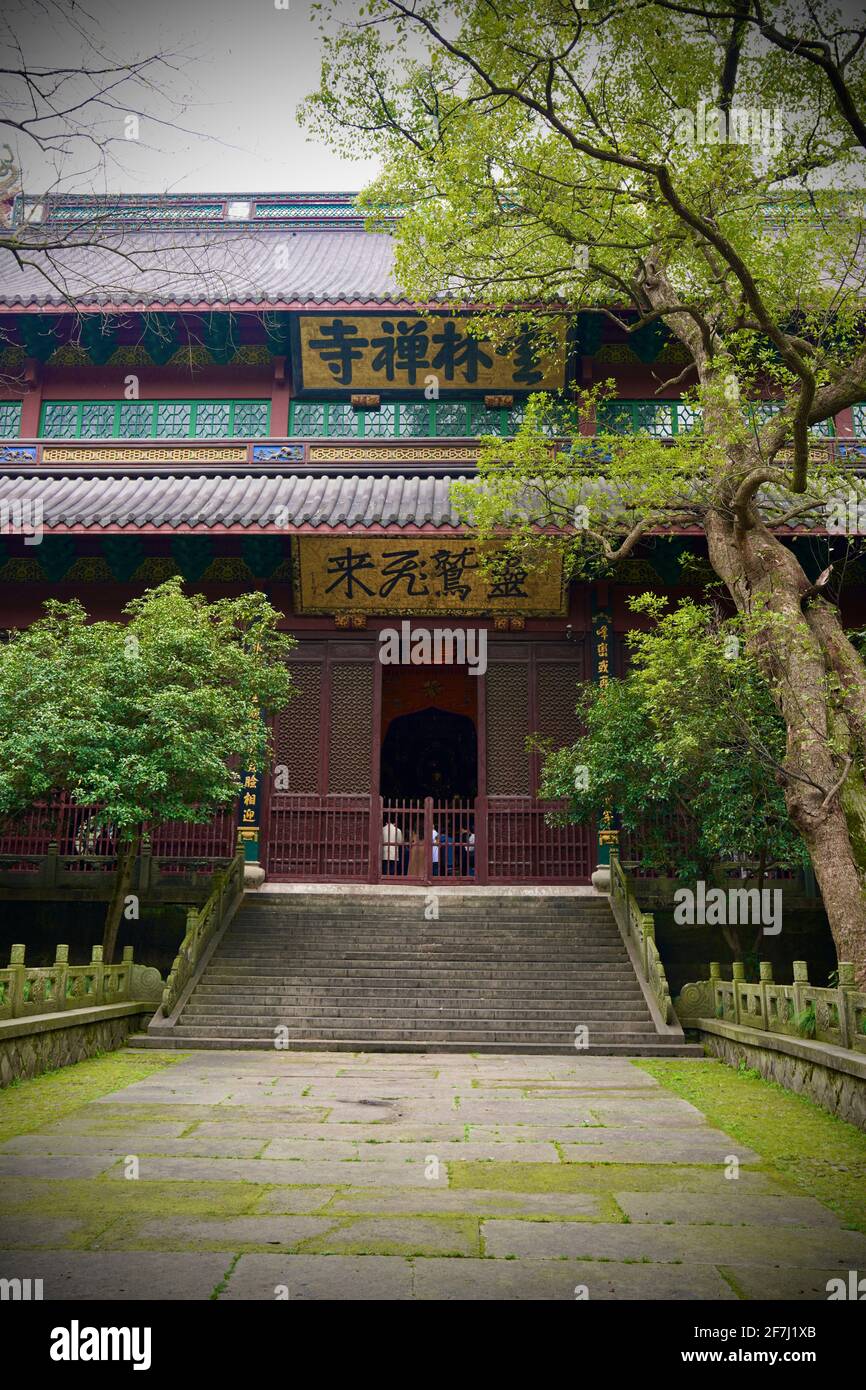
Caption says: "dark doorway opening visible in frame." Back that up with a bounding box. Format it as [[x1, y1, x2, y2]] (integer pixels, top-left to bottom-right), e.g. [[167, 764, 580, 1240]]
[[380, 706, 478, 801]]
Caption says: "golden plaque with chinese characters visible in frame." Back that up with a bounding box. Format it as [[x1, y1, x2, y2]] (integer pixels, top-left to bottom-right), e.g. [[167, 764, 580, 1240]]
[[294, 538, 566, 617], [296, 315, 566, 393]]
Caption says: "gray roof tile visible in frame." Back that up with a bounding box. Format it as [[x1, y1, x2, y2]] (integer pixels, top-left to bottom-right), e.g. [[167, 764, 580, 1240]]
[[0, 229, 403, 308], [0, 473, 467, 530]]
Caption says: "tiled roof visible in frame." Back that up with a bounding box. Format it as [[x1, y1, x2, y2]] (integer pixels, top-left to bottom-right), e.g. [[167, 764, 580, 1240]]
[[0, 229, 403, 309], [0, 473, 467, 530]]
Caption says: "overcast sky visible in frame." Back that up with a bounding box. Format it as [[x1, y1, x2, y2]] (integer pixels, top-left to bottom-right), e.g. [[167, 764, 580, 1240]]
[[1, 0, 381, 196]]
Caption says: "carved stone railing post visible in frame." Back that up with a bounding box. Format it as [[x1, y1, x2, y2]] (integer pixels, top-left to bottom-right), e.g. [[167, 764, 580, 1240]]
[[139, 841, 153, 893], [731, 961, 745, 1024], [90, 944, 105, 1004], [54, 943, 69, 1012], [641, 912, 653, 981], [792, 959, 809, 1021], [121, 944, 134, 998], [758, 960, 773, 1030], [8, 943, 26, 1017], [838, 961, 855, 1048], [41, 841, 59, 888]]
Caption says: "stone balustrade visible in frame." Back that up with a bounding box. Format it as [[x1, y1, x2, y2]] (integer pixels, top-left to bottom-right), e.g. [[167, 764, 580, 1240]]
[[0, 942, 162, 1021], [675, 959, 866, 1054]]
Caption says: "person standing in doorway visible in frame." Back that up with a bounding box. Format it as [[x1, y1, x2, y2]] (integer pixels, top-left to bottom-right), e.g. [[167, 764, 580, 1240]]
[[382, 820, 403, 876]]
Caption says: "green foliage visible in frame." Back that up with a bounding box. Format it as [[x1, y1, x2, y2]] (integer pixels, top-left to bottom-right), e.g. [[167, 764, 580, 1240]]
[[538, 596, 808, 879], [0, 579, 296, 838], [304, 0, 866, 541], [796, 1004, 818, 1039]]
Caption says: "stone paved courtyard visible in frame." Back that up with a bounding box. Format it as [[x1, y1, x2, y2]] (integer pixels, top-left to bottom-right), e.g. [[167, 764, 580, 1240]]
[[1, 1051, 864, 1300]]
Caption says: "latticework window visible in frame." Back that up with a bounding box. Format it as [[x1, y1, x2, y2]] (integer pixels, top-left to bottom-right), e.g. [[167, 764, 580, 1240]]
[[288, 398, 527, 439], [155, 402, 192, 437], [328, 662, 373, 793], [42, 403, 79, 437], [231, 400, 269, 436], [79, 404, 116, 438], [117, 403, 153, 436], [0, 402, 23, 438], [194, 401, 232, 435], [40, 399, 270, 438], [486, 662, 530, 795], [272, 663, 321, 793]]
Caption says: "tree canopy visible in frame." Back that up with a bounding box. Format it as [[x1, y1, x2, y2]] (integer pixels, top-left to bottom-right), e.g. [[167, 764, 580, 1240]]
[[305, 0, 866, 983], [0, 580, 296, 958]]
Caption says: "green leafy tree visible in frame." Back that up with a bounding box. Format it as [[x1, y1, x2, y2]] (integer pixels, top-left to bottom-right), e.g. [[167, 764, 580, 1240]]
[[539, 596, 808, 952], [305, 0, 866, 982], [0, 580, 296, 962]]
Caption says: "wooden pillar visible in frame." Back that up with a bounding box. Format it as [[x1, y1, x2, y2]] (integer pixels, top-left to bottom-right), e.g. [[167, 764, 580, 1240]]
[[476, 658, 488, 883], [369, 651, 383, 883], [591, 587, 618, 869]]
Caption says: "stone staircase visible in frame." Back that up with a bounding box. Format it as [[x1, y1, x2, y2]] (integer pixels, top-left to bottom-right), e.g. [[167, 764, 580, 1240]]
[[133, 891, 700, 1055]]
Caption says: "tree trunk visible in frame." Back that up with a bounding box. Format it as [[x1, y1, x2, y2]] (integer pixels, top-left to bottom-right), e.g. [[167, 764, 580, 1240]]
[[632, 261, 866, 985], [102, 833, 140, 964], [704, 508, 866, 985]]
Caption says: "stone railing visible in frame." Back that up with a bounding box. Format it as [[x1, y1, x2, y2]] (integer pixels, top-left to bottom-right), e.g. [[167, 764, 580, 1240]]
[[0, 942, 163, 1020], [0, 844, 235, 900], [608, 848, 674, 1024], [675, 959, 866, 1054], [160, 840, 245, 1018]]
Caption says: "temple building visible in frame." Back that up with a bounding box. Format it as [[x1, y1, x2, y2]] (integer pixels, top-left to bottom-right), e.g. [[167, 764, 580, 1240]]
[[0, 191, 862, 892]]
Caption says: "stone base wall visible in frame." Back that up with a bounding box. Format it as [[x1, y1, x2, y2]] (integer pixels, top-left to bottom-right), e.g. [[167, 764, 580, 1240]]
[[696, 1023, 866, 1129], [0, 1009, 152, 1086]]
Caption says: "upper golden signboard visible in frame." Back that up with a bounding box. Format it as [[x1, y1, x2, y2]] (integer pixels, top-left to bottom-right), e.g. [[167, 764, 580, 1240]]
[[295, 315, 566, 393], [295, 537, 566, 617]]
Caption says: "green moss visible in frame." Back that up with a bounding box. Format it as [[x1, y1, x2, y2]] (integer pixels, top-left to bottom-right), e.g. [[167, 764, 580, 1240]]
[[298, 1213, 480, 1258], [0, 1177, 270, 1222], [0, 1051, 184, 1143], [210, 1254, 241, 1300], [447, 1160, 747, 1194], [635, 1058, 866, 1232]]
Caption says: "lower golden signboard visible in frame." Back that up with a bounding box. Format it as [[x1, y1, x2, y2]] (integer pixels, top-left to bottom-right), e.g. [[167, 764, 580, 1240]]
[[294, 537, 565, 616]]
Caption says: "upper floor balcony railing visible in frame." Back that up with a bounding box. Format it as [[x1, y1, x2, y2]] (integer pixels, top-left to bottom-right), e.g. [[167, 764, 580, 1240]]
[[6, 433, 866, 476]]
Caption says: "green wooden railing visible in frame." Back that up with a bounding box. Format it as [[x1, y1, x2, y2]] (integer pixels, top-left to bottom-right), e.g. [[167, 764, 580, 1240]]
[[608, 848, 674, 1025], [289, 398, 526, 439], [0, 402, 22, 438], [40, 399, 270, 439]]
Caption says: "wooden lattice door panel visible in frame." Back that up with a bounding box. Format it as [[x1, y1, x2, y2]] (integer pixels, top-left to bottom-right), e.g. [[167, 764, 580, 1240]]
[[328, 660, 374, 794], [272, 662, 321, 793], [486, 661, 530, 795], [535, 656, 584, 755]]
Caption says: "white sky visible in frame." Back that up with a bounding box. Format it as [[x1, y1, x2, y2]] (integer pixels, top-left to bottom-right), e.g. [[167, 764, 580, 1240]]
[[1, 0, 382, 195]]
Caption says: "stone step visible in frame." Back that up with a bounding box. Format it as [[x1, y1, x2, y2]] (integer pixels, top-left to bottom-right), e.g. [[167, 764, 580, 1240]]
[[150, 888, 685, 1056], [129, 1034, 702, 1057], [171, 1023, 662, 1042], [201, 967, 636, 978], [191, 987, 647, 1004], [181, 1005, 655, 1024]]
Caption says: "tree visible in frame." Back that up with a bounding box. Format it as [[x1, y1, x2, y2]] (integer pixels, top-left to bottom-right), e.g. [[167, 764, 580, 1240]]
[[304, 0, 866, 983], [538, 595, 809, 955], [0, 580, 296, 962], [0, 0, 234, 330]]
